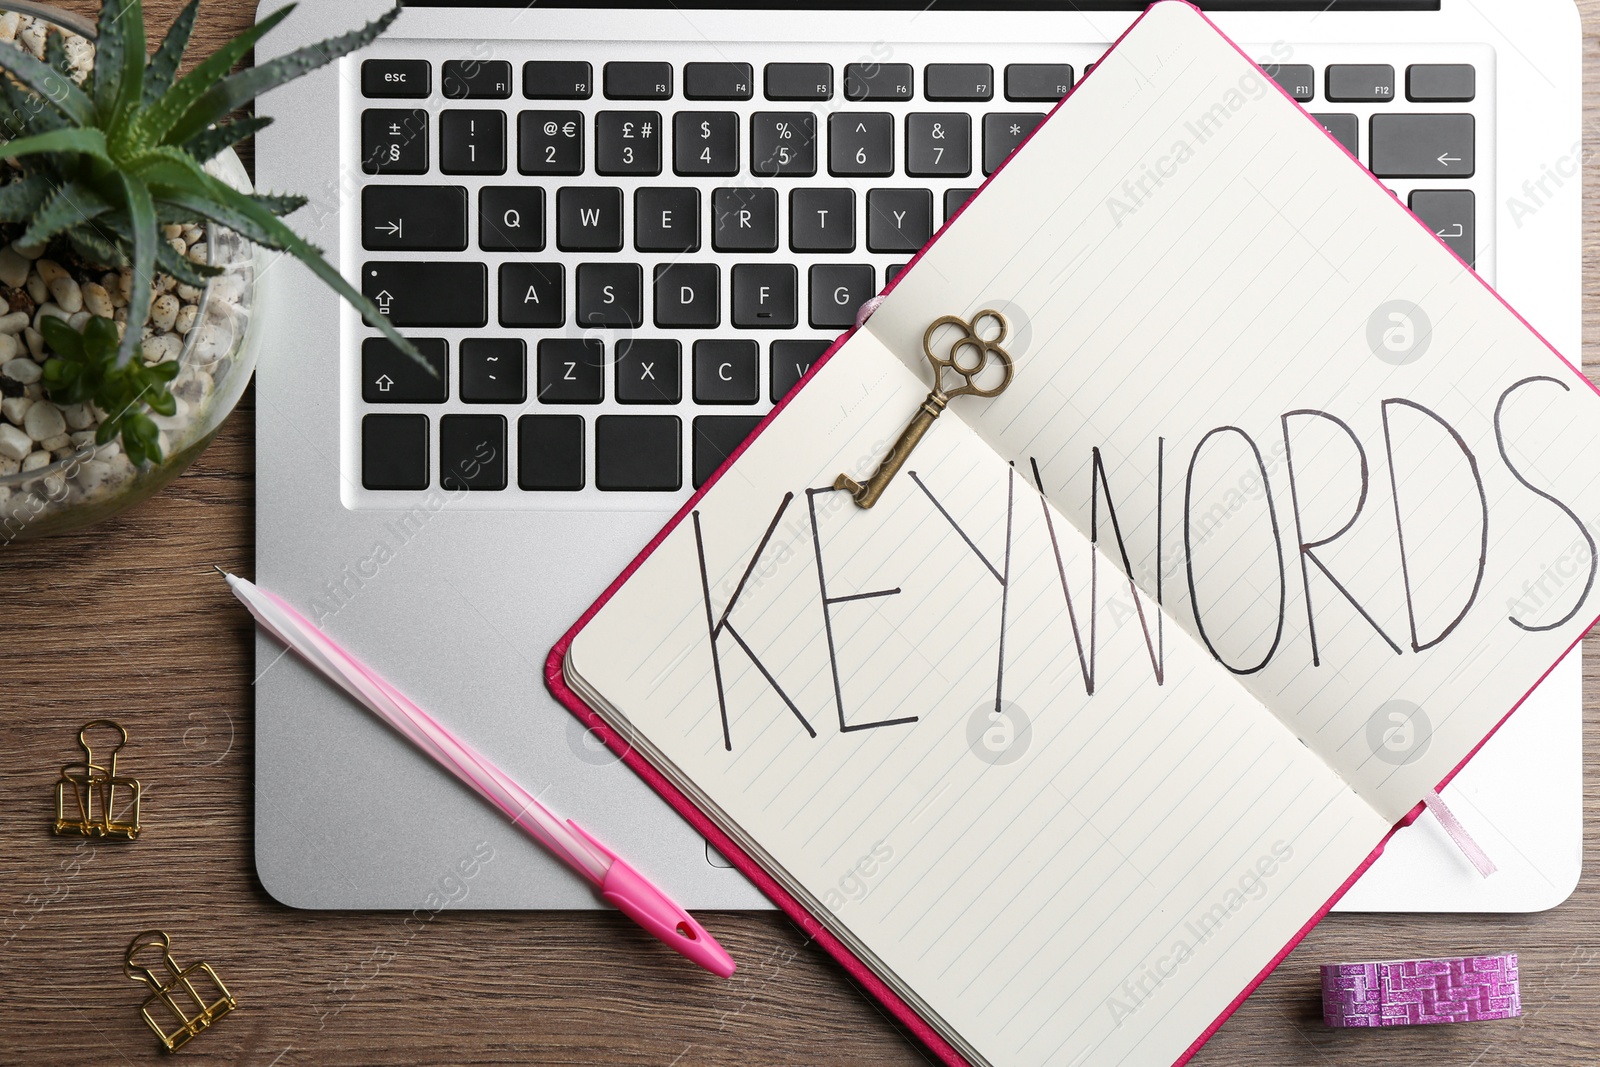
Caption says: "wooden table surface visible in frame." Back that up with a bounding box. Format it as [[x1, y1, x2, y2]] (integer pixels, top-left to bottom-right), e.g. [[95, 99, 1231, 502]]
[[3, 1, 1600, 1064]]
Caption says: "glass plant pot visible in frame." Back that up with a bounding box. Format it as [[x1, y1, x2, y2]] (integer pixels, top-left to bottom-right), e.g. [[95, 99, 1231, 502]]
[[0, 6, 261, 541]]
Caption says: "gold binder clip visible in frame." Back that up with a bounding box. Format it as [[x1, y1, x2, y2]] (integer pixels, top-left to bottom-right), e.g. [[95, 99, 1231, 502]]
[[53, 720, 141, 839], [835, 309, 1016, 508], [124, 930, 237, 1052]]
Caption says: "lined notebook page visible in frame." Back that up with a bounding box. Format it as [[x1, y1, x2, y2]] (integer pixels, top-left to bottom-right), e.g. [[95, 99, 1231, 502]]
[[569, 331, 1387, 1067], [870, 0, 1600, 823]]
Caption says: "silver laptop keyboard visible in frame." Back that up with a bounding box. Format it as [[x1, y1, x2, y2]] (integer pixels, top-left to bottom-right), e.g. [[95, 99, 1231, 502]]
[[350, 48, 1487, 503]]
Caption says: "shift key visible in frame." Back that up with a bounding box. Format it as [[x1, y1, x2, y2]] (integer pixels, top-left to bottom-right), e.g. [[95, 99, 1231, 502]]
[[362, 261, 487, 327], [1369, 114, 1473, 178]]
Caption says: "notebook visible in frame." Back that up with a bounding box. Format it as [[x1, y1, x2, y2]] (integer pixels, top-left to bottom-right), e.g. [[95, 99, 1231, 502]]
[[545, 3, 1600, 1064]]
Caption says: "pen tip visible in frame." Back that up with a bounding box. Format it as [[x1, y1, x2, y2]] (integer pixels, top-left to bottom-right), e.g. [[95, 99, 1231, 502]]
[[211, 564, 229, 578]]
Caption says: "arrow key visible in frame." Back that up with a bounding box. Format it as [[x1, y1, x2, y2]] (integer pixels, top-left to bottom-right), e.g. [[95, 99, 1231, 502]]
[[1369, 113, 1473, 178], [362, 337, 448, 403]]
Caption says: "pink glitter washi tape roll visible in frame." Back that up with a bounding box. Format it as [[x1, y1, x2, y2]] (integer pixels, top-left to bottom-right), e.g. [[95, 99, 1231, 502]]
[[1321, 953, 1520, 1027]]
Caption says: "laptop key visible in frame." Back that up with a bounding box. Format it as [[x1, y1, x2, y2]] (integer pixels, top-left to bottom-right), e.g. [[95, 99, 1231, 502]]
[[362, 186, 467, 251], [498, 263, 564, 327], [518, 110, 583, 175], [886, 263, 910, 283], [686, 62, 754, 100], [1408, 189, 1474, 266], [616, 338, 682, 403], [983, 112, 1045, 174], [866, 189, 934, 253], [770, 339, 831, 402], [523, 60, 592, 100], [925, 63, 993, 102], [654, 263, 720, 328], [944, 187, 977, 221], [790, 188, 855, 252], [712, 187, 778, 252], [596, 415, 681, 491], [693, 415, 763, 488], [479, 186, 544, 252], [361, 262, 486, 327], [459, 338, 526, 403], [1005, 63, 1073, 102], [604, 61, 672, 100], [829, 113, 893, 177], [576, 263, 643, 328], [636, 187, 700, 252], [1311, 114, 1358, 157], [442, 60, 511, 100], [751, 112, 817, 176], [362, 337, 448, 403], [765, 62, 832, 101], [439, 109, 506, 174], [675, 112, 739, 176], [537, 338, 605, 403], [518, 415, 585, 490], [810, 264, 875, 329], [596, 111, 662, 176], [1326, 64, 1395, 102], [906, 113, 971, 177], [1369, 114, 1473, 178], [557, 187, 623, 251], [732, 264, 798, 328], [440, 414, 507, 490], [1407, 64, 1474, 103], [362, 59, 430, 99], [362, 414, 429, 490], [845, 62, 912, 101], [1263, 63, 1314, 102], [694, 339, 760, 404], [362, 109, 428, 174]]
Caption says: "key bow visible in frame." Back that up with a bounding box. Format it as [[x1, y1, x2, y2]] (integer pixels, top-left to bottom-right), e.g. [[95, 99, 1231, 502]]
[[835, 309, 1016, 508]]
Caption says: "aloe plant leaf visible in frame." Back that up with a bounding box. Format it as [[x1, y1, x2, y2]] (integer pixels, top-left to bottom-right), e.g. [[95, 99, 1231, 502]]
[[0, 173, 55, 218], [151, 235, 221, 287], [86, 0, 148, 133], [0, 39, 94, 126], [143, 0, 197, 105], [165, 5, 400, 147], [64, 222, 128, 268], [20, 180, 113, 246], [165, 177, 431, 374], [114, 173, 157, 368], [0, 72, 66, 137], [0, 126, 109, 164], [137, 4, 295, 146], [182, 114, 271, 163], [247, 189, 306, 216]]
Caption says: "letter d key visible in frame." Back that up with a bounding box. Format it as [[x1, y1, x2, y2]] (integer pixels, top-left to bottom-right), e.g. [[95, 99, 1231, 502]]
[[835, 309, 1015, 508]]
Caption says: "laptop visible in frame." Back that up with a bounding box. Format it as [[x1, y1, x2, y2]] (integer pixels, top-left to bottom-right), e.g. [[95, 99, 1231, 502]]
[[252, 0, 1582, 913]]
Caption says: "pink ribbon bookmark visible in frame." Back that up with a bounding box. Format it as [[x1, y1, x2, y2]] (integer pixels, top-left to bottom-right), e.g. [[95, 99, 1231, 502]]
[[1424, 789, 1497, 878]]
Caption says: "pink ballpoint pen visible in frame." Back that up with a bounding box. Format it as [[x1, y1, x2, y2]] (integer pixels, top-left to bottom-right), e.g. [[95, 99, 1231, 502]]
[[216, 567, 735, 977]]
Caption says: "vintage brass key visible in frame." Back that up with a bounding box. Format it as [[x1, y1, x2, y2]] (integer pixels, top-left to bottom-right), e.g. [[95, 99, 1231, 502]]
[[835, 309, 1016, 508]]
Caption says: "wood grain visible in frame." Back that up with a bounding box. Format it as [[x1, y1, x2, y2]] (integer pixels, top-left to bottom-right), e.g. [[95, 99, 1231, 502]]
[[2, 1, 1599, 1063]]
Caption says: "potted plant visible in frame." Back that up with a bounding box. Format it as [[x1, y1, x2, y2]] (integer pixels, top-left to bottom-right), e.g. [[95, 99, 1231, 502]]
[[0, 0, 420, 539]]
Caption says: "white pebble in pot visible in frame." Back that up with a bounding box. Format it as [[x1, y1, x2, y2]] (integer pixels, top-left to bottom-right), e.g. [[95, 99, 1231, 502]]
[[1, 395, 30, 425], [48, 276, 82, 314], [0, 421, 29, 460], [23, 400, 65, 441], [150, 293, 179, 331], [2, 356, 41, 385]]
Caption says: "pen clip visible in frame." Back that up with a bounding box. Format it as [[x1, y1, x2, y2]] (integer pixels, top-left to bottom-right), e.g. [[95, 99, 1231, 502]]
[[567, 820, 737, 978]]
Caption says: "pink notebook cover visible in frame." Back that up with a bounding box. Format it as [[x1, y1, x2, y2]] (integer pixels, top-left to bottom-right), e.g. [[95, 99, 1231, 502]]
[[545, 4, 1597, 1063]]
